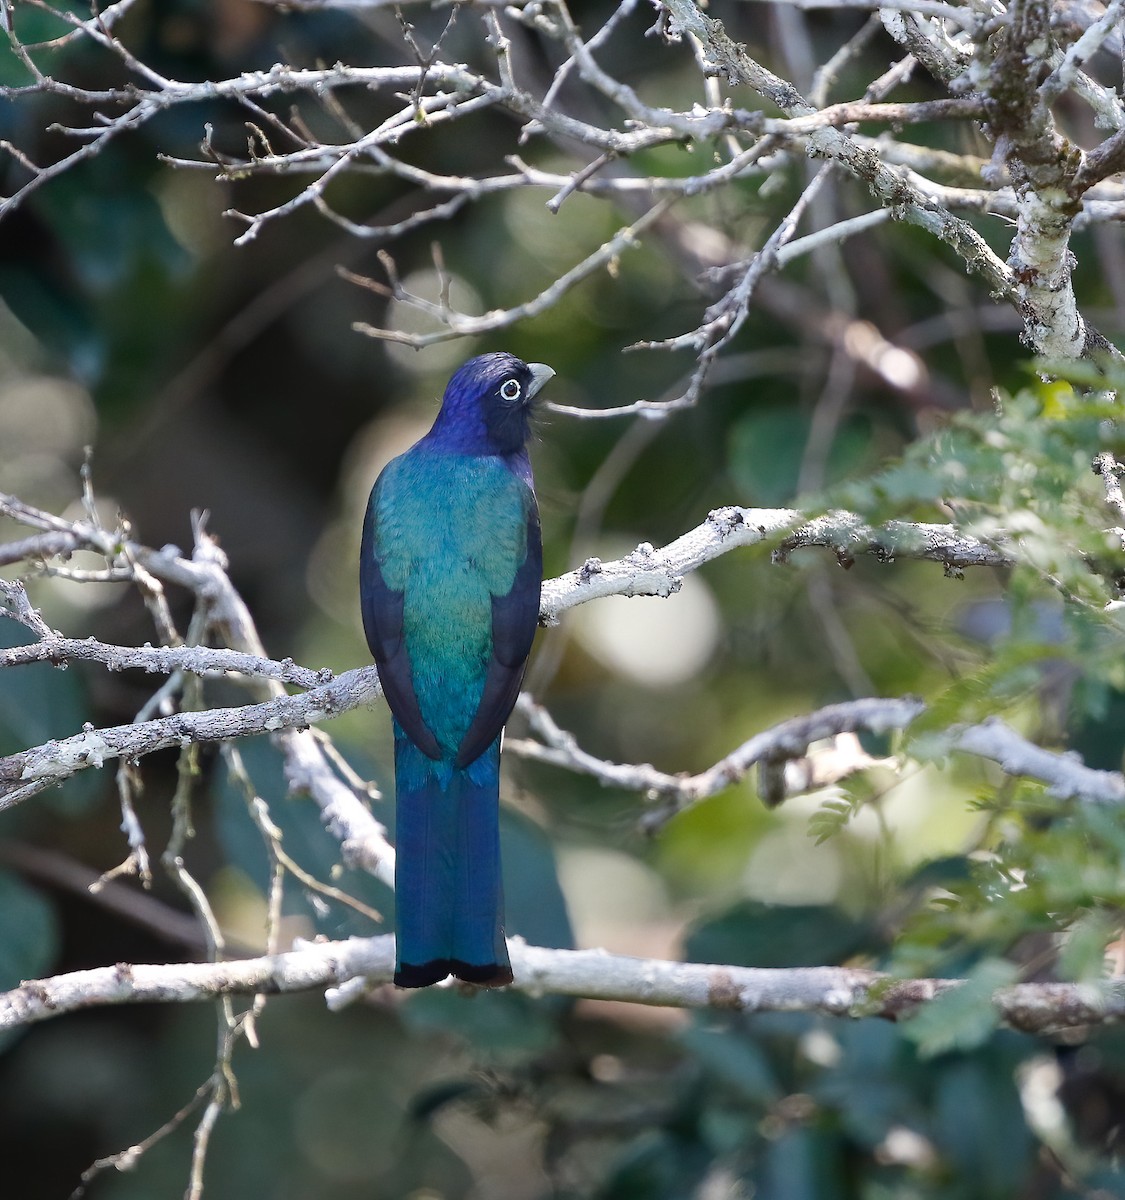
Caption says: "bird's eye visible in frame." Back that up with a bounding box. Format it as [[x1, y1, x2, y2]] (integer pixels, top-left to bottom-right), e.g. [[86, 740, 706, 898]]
[[499, 379, 522, 402]]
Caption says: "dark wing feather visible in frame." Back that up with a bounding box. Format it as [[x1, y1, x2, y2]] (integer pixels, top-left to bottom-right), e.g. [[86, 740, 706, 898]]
[[455, 504, 543, 768], [360, 496, 443, 761]]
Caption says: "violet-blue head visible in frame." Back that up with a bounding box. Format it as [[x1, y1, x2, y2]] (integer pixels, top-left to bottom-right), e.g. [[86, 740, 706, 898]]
[[429, 352, 554, 457]]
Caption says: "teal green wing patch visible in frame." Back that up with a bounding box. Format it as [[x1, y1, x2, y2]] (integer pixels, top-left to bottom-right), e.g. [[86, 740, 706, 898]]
[[455, 502, 542, 768], [360, 475, 443, 761]]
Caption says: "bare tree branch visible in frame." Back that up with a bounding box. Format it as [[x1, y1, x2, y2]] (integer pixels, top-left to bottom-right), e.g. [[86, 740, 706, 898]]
[[0, 497, 1021, 821], [510, 696, 1125, 825], [540, 506, 1010, 621], [0, 665, 379, 801], [4, 0, 1122, 383], [0, 633, 329, 689], [2, 933, 1122, 1034]]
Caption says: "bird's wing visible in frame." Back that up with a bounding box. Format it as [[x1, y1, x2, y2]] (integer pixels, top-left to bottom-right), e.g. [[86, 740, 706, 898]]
[[360, 479, 443, 762], [455, 502, 542, 768]]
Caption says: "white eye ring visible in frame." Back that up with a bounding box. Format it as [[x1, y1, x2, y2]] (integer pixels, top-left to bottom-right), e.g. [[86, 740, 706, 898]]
[[499, 378, 522, 402]]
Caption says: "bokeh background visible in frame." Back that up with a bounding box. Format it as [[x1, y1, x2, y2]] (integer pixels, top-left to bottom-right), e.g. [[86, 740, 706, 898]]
[[3, 0, 1125, 1196]]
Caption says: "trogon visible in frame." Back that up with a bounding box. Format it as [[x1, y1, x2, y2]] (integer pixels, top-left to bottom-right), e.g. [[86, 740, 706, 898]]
[[360, 352, 553, 987]]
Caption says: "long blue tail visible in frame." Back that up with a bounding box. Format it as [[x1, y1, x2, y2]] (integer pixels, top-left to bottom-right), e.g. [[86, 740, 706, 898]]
[[392, 724, 512, 988]]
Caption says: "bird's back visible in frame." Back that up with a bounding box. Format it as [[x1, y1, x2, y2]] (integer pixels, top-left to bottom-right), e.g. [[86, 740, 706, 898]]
[[370, 442, 537, 758]]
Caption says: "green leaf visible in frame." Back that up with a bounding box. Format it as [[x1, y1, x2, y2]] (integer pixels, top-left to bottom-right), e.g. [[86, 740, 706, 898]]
[[0, 8, 72, 84], [1058, 908, 1117, 984], [808, 796, 857, 845], [594, 1129, 711, 1200], [657, 788, 769, 895], [679, 1022, 781, 1104], [900, 958, 1018, 1058], [501, 809, 573, 951], [0, 617, 99, 815], [730, 403, 877, 509], [908, 639, 1073, 738], [758, 1126, 847, 1200], [0, 869, 58, 1050], [212, 736, 392, 939], [0, 869, 57, 989], [728, 406, 809, 506], [403, 987, 559, 1058], [932, 1048, 1036, 1191], [685, 900, 876, 969], [815, 1020, 918, 1148]]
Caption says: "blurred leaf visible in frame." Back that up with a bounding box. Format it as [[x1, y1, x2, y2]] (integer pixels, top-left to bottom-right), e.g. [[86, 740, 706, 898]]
[[729, 404, 875, 508], [0, 8, 70, 85], [0, 869, 58, 1050], [808, 796, 858, 845], [0, 265, 105, 383], [758, 1126, 847, 1200], [501, 807, 574, 951], [931, 1046, 1035, 1194], [679, 1021, 782, 1104], [902, 855, 974, 893], [685, 900, 876, 969], [403, 985, 560, 1059], [34, 166, 190, 292], [594, 1129, 711, 1200], [728, 405, 808, 506], [0, 617, 99, 815], [212, 736, 392, 938], [900, 959, 1018, 1059], [1058, 908, 1118, 984], [0, 868, 57, 989], [658, 788, 769, 896], [908, 639, 1073, 738], [814, 1019, 921, 1148]]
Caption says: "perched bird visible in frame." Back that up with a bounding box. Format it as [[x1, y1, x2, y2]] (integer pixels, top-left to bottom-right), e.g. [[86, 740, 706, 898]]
[[360, 352, 553, 988]]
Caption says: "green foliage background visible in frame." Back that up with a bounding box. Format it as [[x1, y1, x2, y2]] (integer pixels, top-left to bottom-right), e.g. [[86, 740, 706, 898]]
[[1, 1, 1125, 1197]]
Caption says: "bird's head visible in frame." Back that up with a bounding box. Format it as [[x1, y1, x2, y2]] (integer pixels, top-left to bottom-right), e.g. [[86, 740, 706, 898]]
[[433, 352, 554, 457]]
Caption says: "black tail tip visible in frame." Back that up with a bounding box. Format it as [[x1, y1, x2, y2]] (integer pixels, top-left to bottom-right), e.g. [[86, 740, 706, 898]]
[[451, 959, 514, 988], [395, 959, 514, 989]]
